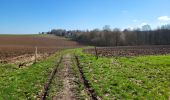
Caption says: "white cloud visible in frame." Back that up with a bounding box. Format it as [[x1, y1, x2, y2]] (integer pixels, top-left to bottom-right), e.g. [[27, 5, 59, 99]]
[[158, 16, 170, 21], [140, 22, 148, 26]]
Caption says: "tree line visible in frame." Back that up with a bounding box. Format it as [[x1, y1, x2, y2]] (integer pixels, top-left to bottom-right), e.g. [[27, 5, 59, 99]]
[[43, 24, 170, 46]]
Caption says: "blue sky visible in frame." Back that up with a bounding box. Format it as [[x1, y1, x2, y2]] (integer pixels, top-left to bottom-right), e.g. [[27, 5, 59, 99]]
[[0, 0, 170, 34]]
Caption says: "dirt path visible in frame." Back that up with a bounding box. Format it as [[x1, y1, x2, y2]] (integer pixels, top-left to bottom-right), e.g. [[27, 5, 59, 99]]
[[53, 54, 76, 100]]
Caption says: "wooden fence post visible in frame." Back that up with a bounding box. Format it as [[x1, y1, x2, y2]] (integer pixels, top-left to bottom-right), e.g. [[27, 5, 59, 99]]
[[35, 46, 37, 63], [94, 47, 98, 60]]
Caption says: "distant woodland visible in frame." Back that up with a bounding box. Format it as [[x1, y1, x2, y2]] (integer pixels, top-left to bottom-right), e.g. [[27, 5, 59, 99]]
[[43, 24, 170, 46]]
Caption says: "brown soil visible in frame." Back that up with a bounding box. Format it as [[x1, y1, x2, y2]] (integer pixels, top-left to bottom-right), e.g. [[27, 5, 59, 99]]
[[0, 35, 83, 62], [0, 35, 80, 48], [84, 45, 170, 57]]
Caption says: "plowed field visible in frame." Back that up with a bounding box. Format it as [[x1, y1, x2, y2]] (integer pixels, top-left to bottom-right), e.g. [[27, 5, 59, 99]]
[[84, 45, 170, 57], [0, 35, 82, 60]]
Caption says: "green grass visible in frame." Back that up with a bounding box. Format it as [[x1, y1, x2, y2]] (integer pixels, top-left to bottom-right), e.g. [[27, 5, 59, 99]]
[[1, 48, 170, 99], [0, 51, 64, 100], [75, 49, 170, 100]]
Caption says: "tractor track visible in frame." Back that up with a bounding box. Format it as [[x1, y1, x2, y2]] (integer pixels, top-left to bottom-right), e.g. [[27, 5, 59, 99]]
[[38, 56, 63, 100], [53, 54, 77, 100], [38, 54, 98, 100], [75, 55, 98, 100]]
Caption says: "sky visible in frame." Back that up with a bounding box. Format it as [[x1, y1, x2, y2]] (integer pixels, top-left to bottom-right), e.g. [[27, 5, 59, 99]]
[[0, 0, 170, 34]]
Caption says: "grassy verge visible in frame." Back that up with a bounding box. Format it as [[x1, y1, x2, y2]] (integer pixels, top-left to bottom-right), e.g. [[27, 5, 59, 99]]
[[0, 51, 64, 99], [75, 49, 170, 100]]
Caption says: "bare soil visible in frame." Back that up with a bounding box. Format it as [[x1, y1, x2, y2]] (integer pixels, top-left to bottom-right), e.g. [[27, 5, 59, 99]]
[[53, 54, 76, 100], [84, 45, 170, 57], [0, 35, 83, 64]]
